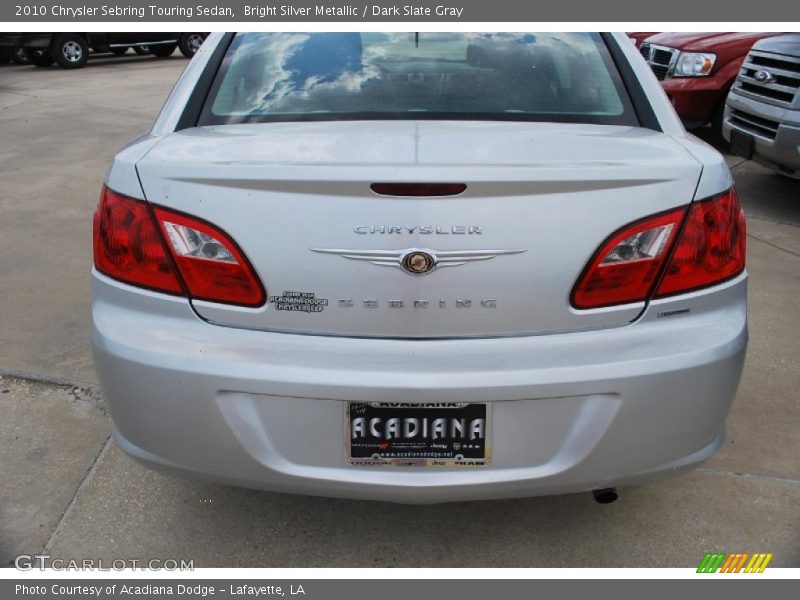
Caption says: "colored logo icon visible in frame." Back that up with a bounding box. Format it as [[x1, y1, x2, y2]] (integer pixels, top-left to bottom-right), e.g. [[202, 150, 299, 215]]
[[697, 552, 773, 573]]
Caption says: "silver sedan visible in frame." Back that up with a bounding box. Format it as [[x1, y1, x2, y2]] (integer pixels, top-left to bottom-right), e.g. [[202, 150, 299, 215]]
[[92, 32, 747, 503]]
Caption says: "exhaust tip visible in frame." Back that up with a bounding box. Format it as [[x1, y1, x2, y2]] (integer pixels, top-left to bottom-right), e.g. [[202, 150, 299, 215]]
[[592, 488, 618, 504]]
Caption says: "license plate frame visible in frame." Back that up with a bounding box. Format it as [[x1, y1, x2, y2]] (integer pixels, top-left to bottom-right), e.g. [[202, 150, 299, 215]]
[[345, 402, 492, 467]]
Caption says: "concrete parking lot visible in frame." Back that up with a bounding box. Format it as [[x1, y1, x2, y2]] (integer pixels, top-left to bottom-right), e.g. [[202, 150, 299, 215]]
[[1, 52, 798, 568]]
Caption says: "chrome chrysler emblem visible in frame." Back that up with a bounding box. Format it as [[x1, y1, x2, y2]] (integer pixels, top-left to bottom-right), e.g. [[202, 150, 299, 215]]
[[310, 247, 526, 274], [402, 251, 435, 274], [753, 70, 775, 83]]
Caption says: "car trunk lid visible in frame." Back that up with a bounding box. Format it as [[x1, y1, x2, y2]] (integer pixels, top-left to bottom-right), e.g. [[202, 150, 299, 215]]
[[136, 120, 702, 338]]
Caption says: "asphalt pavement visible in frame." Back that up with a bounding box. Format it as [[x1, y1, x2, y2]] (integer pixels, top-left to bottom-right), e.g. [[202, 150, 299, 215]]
[[1, 51, 798, 568]]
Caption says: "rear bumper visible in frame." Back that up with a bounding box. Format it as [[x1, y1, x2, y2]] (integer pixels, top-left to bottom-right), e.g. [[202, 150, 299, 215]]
[[93, 271, 748, 503], [723, 91, 800, 177]]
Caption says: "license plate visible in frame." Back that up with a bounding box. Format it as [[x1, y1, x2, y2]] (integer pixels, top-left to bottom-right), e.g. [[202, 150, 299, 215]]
[[729, 129, 755, 160], [346, 402, 491, 467]]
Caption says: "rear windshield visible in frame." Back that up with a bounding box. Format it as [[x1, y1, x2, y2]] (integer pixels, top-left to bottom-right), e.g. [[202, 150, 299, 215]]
[[199, 33, 637, 126]]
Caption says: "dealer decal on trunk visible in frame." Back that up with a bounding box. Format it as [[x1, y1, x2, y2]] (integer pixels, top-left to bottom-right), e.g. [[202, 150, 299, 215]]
[[268, 291, 329, 313]]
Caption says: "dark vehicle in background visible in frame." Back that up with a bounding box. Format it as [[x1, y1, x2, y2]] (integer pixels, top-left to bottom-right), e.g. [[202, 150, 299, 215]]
[[0, 32, 207, 69], [639, 32, 782, 135], [0, 46, 29, 64], [724, 34, 800, 178], [11, 46, 31, 64]]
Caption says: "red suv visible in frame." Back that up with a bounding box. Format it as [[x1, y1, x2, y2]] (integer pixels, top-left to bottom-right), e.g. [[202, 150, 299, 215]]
[[640, 32, 783, 135]]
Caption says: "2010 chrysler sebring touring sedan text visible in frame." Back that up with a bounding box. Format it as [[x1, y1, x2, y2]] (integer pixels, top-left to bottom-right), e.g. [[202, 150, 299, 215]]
[[92, 32, 747, 503]]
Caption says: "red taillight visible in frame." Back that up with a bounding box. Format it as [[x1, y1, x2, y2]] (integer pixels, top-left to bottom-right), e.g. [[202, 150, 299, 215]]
[[93, 187, 265, 307], [655, 188, 746, 298], [153, 206, 265, 307], [93, 187, 183, 295], [571, 188, 745, 309], [571, 207, 684, 309]]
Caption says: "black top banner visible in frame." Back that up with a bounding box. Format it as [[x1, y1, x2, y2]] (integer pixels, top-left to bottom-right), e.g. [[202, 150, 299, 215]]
[[2, 0, 798, 22]]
